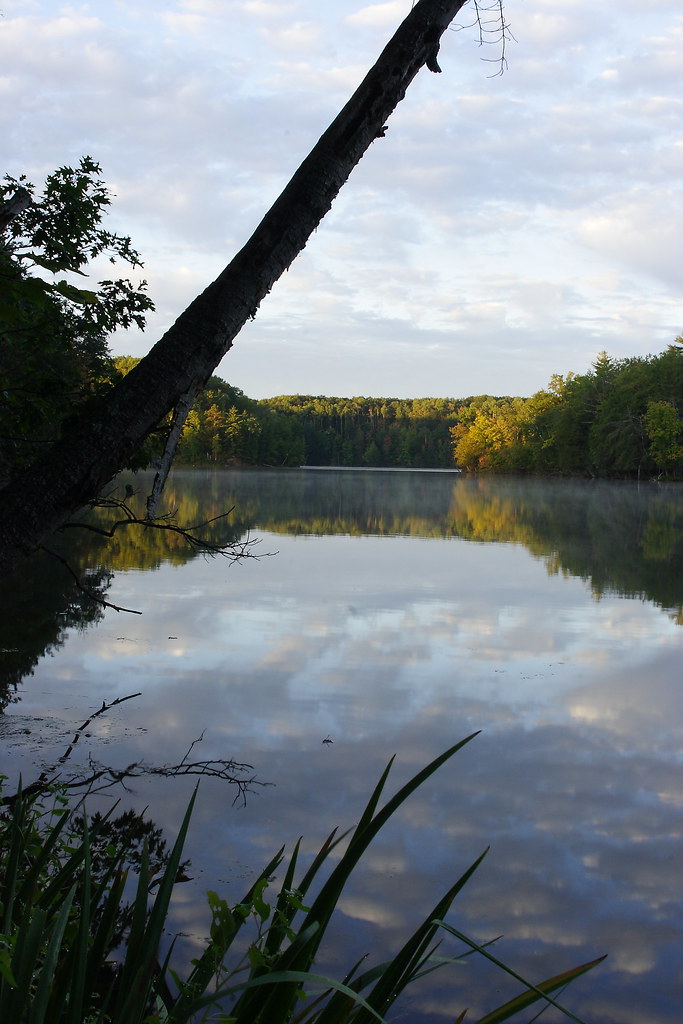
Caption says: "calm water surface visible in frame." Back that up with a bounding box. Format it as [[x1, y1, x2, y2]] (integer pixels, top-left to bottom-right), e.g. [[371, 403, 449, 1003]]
[[1, 469, 681, 1023]]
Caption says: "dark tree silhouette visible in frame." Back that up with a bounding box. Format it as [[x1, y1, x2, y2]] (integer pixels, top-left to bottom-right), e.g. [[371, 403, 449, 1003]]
[[0, 0, 474, 573]]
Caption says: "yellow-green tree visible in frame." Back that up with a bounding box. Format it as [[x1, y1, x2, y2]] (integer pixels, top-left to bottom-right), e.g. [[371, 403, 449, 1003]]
[[645, 400, 683, 475]]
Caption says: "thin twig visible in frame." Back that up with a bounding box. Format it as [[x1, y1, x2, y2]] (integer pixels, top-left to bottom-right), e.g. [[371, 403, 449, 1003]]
[[1, 694, 269, 807], [44, 498, 268, 615], [57, 692, 143, 766], [1, 693, 141, 804], [40, 546, 143, 614], [180, 729, 207, 766], [62, 497, 263, 559], [449, 0, 513, 76]]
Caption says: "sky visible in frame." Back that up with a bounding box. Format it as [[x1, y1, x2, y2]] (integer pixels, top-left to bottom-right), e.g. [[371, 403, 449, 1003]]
[[3, 0, 683, 400]]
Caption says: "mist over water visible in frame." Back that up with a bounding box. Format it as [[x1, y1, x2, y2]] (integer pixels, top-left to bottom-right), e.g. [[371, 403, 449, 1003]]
[[1, 469, 681, 1023]]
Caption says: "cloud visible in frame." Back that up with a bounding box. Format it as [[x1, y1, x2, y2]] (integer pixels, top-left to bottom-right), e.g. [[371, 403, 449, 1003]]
[[3, 0, 683, 400], [243, 0, 296, 17], [345, 2, 407, 29], [257, 20, 326, 56], [576, 190, 683, 291]]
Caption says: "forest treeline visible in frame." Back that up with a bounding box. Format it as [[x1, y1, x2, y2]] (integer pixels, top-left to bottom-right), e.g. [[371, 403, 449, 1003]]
[[450, 346, 683, 477], [175, 378, 460, 469], [123, 343, 682, 478]]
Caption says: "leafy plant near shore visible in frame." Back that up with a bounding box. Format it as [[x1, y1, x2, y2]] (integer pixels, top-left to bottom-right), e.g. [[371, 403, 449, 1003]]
[[0, 737, 604, 1023], [0, 158, 155, 479]]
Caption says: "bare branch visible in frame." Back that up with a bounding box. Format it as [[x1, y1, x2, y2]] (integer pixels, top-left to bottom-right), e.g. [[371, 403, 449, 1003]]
[[40, 545, 143, 614], [179, 729, 207, 766], [41, 496, 270, 614], [63, 692, 143, 761], [1, 693, 141, 803], [75, 754, 268, 807], [450, 0, 513, 76], [62, 495, 262, 560], [146, 385, 200, 518], [1, 693, 269, 807]]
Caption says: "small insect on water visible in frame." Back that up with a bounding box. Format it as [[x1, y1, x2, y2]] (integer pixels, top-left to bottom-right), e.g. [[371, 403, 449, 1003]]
[[322, 735, 333, 745]]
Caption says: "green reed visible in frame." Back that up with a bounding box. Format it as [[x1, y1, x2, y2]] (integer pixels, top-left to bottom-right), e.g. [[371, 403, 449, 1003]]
[[0, 735, 604, 1023]]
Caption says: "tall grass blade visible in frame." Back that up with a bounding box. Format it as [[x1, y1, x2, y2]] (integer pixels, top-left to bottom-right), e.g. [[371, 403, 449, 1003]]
[[81, 864, 129, 1019], [318, 848, 489, 1024], [261, 837, 303, 959], [3, 909, 47, 1022], [0, 739, 605, 1024], [175, 966, 389, 1024], [263, 827, 351, 963], [232, 735, 480, 1024], [34, 800, 119, 911], [226, 921, 322, 1024], [172, 845, 286, 1020], [300, 734, 480, 945], [346, 758, 396, 850], [363, 851, 489, 1022], [2, 782, 26, 934], [471, 957, 607, 1024], [114, 786, 198, 1022], [29, 883, 76, 1024], [437, 922, 606, 1024], [61, 830, 92, 1024]]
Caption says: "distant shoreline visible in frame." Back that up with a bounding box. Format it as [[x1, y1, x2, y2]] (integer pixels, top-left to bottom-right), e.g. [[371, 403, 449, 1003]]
[[300, 465, 462, 474]]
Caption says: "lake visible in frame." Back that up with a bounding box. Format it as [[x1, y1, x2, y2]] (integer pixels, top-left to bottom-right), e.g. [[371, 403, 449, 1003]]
[[1, 468, 682, 1023]]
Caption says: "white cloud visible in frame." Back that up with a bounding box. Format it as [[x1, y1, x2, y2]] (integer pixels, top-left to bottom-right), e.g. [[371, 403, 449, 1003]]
[[159, 12, 208, 36], [345, 2, 407, 29], [258, 19, 324, 54], [2, 0, 682, 399], [576, 189, 683, 291], [243, 0, 296, 17]]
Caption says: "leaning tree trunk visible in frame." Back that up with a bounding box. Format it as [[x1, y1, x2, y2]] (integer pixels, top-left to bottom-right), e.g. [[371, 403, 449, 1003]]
[[0, 0, 469, 574]]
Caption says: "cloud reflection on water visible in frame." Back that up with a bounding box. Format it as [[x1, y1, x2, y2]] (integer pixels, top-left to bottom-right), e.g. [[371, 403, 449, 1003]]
[[1, 475, 681, 1023]]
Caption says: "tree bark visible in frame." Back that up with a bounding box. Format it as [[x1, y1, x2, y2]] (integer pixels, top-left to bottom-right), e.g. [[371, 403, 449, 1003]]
[[0, 187, 32, 234], [145, 384, 199, 519], [0, 0, 469, 574]]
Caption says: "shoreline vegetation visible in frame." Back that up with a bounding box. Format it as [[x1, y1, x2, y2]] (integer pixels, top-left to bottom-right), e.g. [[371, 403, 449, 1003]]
[[113, 343, 682, 480], [0, 738, 605, 1024]]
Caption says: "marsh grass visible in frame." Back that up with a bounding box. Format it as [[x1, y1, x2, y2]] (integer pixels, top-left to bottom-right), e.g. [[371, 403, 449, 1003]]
[[0, 735, 604, 1023]]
